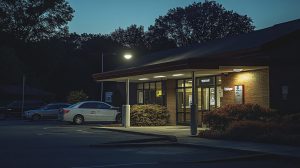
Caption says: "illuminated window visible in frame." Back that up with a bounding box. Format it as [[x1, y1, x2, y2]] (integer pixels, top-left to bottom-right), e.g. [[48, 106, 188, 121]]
[[137, 81, 165, 105]]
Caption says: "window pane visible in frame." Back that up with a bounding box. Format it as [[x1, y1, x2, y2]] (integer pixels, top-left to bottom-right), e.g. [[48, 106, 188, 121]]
[[149, 90, 156, 104], [137, 83, 143, 89], [144, 83, 149, 89], [137, 90, 143, 104], [185, 79, 193, 87], [156, 89, 163, 105], [202, 88, 209, 110], [176, 89, 184, 113], [79, 103, 97, 109], [177, 80, 184, 88], [98, 103, 110, 109], [156, 82, 162, 89], [144, 90, 150, 104], [150, 83, 155, 89]]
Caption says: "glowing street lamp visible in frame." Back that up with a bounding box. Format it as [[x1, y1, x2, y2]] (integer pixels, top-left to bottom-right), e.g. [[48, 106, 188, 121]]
[[124, 54, 132, 60]]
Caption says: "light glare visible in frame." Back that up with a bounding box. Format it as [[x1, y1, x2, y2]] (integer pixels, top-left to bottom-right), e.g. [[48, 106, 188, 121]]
[[124, 54, 132, 60]]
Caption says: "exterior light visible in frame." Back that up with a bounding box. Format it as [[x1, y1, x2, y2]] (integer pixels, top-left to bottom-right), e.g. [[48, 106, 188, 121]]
[[124, 54, 132, 60], [138, 78, 149, 81], [233, 69, 243, 72], [153, 75, 166, 78], [172, 74, 184, 77]]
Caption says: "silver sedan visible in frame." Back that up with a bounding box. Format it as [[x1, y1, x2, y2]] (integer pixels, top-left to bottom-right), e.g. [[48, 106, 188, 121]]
[[25, 103, 71, 121]]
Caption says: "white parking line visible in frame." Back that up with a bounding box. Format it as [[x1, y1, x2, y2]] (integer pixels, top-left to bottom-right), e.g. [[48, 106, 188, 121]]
[[72, 162, 158, 168], [76, 129, 92, 134]]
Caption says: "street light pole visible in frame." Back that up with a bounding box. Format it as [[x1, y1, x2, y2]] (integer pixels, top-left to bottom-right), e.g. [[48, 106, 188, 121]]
[[100, 52, 104, 102]]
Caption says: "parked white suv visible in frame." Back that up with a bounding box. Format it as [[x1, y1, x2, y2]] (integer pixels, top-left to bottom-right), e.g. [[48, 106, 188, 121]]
[[59, 101, 121, 125]]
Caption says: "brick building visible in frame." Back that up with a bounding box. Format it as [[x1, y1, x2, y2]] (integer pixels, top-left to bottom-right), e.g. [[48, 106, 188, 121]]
[[93, 19, 300, 129]]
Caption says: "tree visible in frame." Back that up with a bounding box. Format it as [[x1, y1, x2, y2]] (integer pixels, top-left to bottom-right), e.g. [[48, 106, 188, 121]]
[[67, 90, 88, 104], [111, 24, 147, 50], [148, 0, 255, 47], [0, 0, 74, 41]]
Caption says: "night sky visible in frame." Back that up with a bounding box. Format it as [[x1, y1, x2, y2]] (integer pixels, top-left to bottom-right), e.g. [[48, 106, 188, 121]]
[[68, 0, 300, 34]]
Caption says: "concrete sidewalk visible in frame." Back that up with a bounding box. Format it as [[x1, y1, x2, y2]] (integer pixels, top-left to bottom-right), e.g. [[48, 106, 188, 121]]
[[93, 126, 300, 158]]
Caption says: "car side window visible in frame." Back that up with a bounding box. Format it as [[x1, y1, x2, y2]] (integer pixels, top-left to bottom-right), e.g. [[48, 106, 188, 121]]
[[79, 103, 98, 109], [45, 105, 57, 110], [97, 103, 110, 109]]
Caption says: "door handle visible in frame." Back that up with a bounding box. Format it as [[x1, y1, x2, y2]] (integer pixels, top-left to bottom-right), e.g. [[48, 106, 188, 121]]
[[90, 111, 96, 114]]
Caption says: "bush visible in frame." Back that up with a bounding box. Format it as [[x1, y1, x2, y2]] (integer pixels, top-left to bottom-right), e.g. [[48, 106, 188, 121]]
[[225, 120, 279, 140], [204, 104, 276, 130], [130, 104, 170, 126], [67, 90, 88, 104]]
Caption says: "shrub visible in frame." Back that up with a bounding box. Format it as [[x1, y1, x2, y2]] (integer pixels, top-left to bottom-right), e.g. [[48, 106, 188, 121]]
[[67, 90, 88, 104], [204, 104, 275, 130], [130, 104, 170, 126], [225, 120, 279, 140]]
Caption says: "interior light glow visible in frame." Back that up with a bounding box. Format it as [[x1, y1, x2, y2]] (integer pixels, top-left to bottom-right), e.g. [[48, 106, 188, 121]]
[[153, 75, 166, 78], [138, 78, 149, 81], [233, 69, 243, 72], [172, 74, 184, 77]]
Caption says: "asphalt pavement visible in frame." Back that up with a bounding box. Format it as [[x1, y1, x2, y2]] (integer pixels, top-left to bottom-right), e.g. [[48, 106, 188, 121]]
[[0, 120, 299, 168]]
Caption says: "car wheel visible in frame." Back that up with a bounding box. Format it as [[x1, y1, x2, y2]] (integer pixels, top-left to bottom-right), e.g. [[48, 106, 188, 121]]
[[73, 115, 84, 125], [115, 114, 122, 124], [32, 114, 41, 121]]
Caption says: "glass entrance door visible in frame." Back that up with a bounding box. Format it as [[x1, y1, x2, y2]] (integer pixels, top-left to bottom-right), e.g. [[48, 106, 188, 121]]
[[198, 86, 216, 111], [176, 88, 192, 124]]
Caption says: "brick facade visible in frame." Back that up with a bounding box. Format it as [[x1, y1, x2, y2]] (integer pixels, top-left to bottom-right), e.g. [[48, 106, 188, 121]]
[[166, 79, 177, 125], [221, 69, 270, 108]]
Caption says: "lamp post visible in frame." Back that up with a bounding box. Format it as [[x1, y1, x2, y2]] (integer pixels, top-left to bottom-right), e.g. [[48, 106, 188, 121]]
[[100, 52, 132, 102]]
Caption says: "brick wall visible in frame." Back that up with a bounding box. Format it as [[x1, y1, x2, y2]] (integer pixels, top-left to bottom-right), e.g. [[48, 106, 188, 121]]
[[166, 79, 177, 125], [221, 69, 270, 108]]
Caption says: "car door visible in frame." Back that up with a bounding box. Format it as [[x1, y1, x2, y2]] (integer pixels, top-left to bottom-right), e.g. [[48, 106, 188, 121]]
[[42, 105, 58, 118], [78, 102, 99, 121], [95, 102, 116, 121]]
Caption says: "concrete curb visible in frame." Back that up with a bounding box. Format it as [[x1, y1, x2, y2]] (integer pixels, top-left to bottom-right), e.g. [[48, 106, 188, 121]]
[[91, 127, 177, 142]]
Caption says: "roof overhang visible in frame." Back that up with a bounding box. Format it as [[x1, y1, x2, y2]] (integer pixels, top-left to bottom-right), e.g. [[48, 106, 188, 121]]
[[92, 48, 269, 82]]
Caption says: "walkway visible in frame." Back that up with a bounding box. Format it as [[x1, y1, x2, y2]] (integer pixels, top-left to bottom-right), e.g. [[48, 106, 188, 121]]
[[94, 126, 300, 158]]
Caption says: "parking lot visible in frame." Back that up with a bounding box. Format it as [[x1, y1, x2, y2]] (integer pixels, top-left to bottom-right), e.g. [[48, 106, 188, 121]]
[[0, 120, 299, 168]]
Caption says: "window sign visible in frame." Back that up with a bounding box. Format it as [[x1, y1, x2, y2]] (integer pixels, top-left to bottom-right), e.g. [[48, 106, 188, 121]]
[[197, 77, 215, 86], [201, 79, 210, 83], [105, 92, 113, 103], [189, 95, 192, 107], [234, 85, 244, 104], [224, 87, 233, 91]]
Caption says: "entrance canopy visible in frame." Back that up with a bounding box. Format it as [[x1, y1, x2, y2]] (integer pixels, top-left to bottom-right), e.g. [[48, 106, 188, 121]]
[[93, 66, 267, 82]]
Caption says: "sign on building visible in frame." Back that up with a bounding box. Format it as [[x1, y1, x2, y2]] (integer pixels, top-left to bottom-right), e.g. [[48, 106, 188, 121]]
[[105, 92, 113, 103], [234, 85, 244, 104]]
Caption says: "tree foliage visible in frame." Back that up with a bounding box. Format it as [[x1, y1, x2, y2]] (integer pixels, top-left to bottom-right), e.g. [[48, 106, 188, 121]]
[[0, 0, 74, 41], [149, 0, 255, 47], [67, 90, 88, 104], [111, 24, 147, 50]]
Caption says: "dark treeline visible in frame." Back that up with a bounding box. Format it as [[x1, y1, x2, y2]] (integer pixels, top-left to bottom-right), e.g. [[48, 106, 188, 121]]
[[0, 0, 254, 101]]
